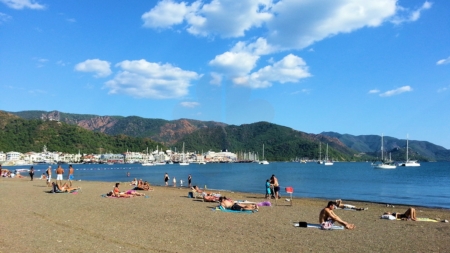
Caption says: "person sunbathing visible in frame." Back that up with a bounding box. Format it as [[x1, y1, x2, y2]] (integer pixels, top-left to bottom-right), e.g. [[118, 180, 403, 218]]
[[130, 178, 138, 186], [383, 208, 417, 221], [52, 182, 78, 193], [219, 196, 258, 212], [319, 201, 355, 229], [335, 199, 368, 211], [203, 194, 220, 202]]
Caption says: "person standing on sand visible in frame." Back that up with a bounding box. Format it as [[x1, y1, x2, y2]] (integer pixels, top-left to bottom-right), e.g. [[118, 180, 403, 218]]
[[319, 201, 355, 230], [265, 179, 271, 199], [173, 177, 176, 187], [164, 173, 169, 186], [270, 174, 280, 199], [188, 174, 192, 188], [29, 166, 34, 181], [56, 165, 64, 188], [68, 165, 74, 187], [46, 166, 52, 187]]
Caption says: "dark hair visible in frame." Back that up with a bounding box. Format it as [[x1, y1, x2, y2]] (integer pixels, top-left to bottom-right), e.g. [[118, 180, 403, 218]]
[[115, 183, 120, 187], [327, 201, 337, 207]]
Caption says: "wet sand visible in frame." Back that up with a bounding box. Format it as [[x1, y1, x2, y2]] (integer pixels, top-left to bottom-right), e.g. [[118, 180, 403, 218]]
[[1, 177, 449, 253]]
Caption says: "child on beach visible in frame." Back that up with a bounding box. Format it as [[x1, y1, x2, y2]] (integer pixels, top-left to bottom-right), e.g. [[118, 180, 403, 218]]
[[265, 179, 271, 199]]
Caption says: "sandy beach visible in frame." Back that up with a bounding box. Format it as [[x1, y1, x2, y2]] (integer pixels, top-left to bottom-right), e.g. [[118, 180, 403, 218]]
[[1, 177, 449, 253]]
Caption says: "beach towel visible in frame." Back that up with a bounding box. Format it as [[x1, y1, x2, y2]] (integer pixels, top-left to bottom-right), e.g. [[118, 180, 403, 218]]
[[292, 222, 344, 230], [416, 218, 439, 222], [215, 205, 254, 213]]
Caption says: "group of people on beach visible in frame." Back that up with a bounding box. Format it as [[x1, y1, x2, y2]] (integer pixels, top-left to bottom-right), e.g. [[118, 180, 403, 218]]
[[106, 182, 146, 198], [265, 174, 280, 199], [43, 164, 75, 189], [130, 178, 153, 191], [318, 200, 418, 230], [164, 173, 192, 188]]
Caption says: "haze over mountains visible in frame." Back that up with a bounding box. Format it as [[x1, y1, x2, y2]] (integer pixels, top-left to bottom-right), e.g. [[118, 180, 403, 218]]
[[4, 110, 450, 162]]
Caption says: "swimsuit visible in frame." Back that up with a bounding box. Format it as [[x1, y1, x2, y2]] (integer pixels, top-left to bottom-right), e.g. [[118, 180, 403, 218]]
[[69, 175, 74, 180]]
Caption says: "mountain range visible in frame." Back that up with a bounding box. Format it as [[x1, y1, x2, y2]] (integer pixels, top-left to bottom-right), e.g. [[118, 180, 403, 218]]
[[4, 110, 450, 161]]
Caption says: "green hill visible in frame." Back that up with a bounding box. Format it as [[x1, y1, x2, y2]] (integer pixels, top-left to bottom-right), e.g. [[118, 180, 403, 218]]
[[0, 111, 162, 154]]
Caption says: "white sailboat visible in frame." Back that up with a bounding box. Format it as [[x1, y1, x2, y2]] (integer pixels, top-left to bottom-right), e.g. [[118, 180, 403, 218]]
[[374, 134, 396, 169], [400, 134, 420, 167], [323, 144, 333, 166], [317, 142, 323, 164], [259, 144, 269, 165], [179, 142, 189, 166]]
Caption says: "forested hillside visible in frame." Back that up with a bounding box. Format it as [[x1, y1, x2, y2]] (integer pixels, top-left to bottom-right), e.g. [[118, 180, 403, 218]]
[[0, 111, 162, 154]]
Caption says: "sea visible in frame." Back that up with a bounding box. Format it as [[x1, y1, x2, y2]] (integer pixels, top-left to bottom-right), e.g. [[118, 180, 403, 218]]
[[6, 162, 450, 209]]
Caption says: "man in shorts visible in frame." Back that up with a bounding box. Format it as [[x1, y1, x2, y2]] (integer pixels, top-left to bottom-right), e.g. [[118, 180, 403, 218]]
[[319, 201, 355, 229], [68, 165, 74, 187], [46, 166, 52, 187], [56, 165, 64, 188]]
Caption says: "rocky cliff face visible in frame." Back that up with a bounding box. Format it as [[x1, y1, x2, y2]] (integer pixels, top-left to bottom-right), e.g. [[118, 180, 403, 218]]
[[158, 119, 199, 145], [76, 117, 118, 133], [40, 111, 60, 121]]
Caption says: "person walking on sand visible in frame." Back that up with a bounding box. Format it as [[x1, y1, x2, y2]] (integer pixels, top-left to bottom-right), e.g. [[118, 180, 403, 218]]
[[319, 201, 355, 230], [46, 166, 52, 187], [164, 173, 169, 186], [68, 165, 74, 187], [29, 166, 34, 181], [188, 174, 192, 188], [173, 177, 176, 187], [56, 165, 64, 188]]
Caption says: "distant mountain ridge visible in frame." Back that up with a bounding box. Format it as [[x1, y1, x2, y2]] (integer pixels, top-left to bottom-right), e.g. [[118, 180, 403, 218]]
[[10, 110, 226, 146], [321, 132, 450, 161], [6, 110, 450, 161]]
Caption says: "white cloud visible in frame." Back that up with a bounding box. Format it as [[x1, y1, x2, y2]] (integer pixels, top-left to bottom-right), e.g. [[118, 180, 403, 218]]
[[142, 0, 273, 38], [143, 0, 429, 50], [210, 72, 222, 86], [104, 59, 200, 99], [369, 89, 380, 94], [0, 12, 12, 24], [75, 59, 112, 78], [379, 86, 412, 97], [66, 18, 76, 23], [240, 54, 311, 88], [142, 0, 192, 28], [391, 1, 432, 25], [291, 89, 311, 95], [181, 101, 200, 108], [437, 56, 450, 65], [0, 0, 45, 9], [267, 0, 398, 49], [437, 85, 449, 93]]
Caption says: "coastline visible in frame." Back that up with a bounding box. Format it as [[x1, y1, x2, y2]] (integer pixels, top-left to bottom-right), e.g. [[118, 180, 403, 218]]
[[1, 177, 450, 252]]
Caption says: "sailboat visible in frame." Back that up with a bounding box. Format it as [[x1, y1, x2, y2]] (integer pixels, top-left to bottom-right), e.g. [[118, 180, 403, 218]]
[[179, 142, 189, 166], [400, 134, 420, 167], [323, 144, 333, 166], [374, 134, 396, 169], [259, 144, 269, 165], [317, 142, 323, 164]]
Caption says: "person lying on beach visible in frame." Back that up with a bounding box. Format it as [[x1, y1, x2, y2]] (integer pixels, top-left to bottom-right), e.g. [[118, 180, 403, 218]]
[[192, 185, 204, 193], [319, 201, 355, 230], [109, 183, 145, 197], [383, 208, 417, 221], [219, 196, 258, 212], [51, 182, 78, 193], [335, 199, 368, 211]]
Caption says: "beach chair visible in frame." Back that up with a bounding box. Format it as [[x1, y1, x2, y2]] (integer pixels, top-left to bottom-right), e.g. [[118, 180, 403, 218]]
[[285, 187, 293, 206]]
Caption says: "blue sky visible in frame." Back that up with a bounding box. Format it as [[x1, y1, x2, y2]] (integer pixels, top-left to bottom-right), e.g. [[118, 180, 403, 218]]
[[1, 0, 450, 149]]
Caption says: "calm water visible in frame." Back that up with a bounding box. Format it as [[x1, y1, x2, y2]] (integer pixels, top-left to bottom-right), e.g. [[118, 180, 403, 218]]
[[10, 162, 450, 209]]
